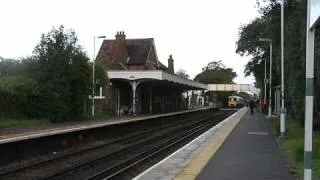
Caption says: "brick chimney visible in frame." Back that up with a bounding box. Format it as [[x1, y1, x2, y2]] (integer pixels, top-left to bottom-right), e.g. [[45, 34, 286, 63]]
[[113, 31, 126, 63], [168, 55, 174, 74]]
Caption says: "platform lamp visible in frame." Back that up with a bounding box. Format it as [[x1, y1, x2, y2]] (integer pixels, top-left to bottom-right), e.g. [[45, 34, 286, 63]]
[[280, 0, 286, 137], [274, 0, 286, 137], [259, 38, 272, 118], [92, 35, 106, 117]]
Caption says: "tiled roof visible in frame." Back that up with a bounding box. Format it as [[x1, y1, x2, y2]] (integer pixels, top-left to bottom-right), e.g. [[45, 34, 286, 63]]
[[96, 38, 154, 66], [96, 40, 116, 65], [126, 39, 152, 65], [106, 63, 126, 70]]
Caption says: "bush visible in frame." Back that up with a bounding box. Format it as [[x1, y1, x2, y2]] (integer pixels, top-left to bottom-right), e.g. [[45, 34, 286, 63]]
[[272, 118, 280, 137], [0, 26, 107, 123], [0, 76, 46, 118], [276, 119, 320, 179]]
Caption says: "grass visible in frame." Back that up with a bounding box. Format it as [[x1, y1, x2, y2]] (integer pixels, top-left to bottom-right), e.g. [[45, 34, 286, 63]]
[[94, 110, 114, 118], [81, 110, 115, 120], [272, 118, 320, 179], [0, 118, 50, 128], [0, 110, 115, 128]]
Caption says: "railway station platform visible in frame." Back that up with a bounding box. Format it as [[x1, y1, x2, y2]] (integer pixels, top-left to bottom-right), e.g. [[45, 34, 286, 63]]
[[134, 108, 294, 180], [0, 107, 209, 144]]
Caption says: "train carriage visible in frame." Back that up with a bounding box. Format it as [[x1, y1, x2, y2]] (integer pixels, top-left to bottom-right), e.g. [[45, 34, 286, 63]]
[[228, 95, 246, 107]]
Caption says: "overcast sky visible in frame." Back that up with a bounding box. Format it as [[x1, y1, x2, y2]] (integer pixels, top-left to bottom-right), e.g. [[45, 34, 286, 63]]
[[0, 0, 259, 84]]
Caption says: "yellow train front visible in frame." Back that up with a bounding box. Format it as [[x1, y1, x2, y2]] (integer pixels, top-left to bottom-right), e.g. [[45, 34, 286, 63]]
[[228, 96, 246, 108]]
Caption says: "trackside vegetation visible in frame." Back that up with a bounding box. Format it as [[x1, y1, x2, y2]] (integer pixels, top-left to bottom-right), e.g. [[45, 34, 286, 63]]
[[0, 119, 50, 128], [0, 25, 107, 124], [236, 0, 320, 124], [273, 119, 320, 179]]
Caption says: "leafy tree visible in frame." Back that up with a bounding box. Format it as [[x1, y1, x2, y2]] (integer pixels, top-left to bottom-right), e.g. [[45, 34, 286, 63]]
[[0, 76, 44, 118], [176, 69, 190, 79], [33, 25, 91, 122], [236, 0, 320, 125], [0, 26, 108, 121], [0, 57, 39, 77], [89, 62, 109, 98], [194, 60, 237, 106], [0, 58, 22, 76], [0, 57, 47, 118], [195, 60, 237, 84]]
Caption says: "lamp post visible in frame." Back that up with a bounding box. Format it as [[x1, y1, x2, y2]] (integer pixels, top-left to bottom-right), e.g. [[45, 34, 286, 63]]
[[280, 0, 286, 137], [264, 50, 267, 108], [259, 38, 272, 118], [92, 36, 106, 117]]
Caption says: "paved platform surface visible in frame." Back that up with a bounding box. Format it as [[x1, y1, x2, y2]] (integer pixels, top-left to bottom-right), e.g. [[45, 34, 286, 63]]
[[197, 112, 293, 180], [0, 107, 209, 144], [134, 108, 247, 180]]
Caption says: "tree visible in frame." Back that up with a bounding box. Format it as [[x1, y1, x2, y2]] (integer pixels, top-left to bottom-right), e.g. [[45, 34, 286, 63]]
[[0, 57, 47, 118], [33, 25, 91, 122], [194, 61, 237, 107], [194, 60, 237, 84], [0, 57, 38, 77], [176, 69, 190, 79], [201, 60, 226, 71], [0, 26, 107, 121], [236, 0, 320, 125], [0, 58, 24, 76], [0, 76, 44, 118], [89, 62, 109, 98]]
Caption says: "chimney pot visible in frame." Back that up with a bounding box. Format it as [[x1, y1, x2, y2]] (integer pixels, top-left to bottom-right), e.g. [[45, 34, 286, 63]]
[[115, 31, 126, 40]]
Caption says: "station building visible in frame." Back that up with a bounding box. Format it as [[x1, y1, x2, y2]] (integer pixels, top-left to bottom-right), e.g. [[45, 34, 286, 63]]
[[92, 31, 207, 116]]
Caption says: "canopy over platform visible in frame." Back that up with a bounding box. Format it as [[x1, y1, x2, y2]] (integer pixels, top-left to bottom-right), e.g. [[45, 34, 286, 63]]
[[107, 70, 207, 115], [107, 70, 208, 90]]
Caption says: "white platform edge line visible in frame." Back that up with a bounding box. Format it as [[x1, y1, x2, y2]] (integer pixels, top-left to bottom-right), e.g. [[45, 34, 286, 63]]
[[132, 108, 245, 180], [247, 132, 269, 135], [0, 107, 211, 145]]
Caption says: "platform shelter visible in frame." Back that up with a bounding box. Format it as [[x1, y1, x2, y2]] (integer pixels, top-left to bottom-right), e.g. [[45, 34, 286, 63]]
[[93, 31, 207, 116]]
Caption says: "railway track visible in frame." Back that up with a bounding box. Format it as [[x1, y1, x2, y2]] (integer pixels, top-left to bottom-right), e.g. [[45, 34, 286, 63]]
[[87, 113, 231, 180], [0, 110, 234, 179], [0, 110, 215, 176]]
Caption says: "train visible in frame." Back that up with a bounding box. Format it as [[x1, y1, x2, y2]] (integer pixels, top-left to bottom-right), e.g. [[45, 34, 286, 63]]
[[228, 95, 247, 107]]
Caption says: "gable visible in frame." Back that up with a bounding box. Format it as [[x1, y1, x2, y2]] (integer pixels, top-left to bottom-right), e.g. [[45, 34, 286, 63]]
[[147, 43, 158, 64], [126, 39, 152, 65], [96, 40, 116, 66]]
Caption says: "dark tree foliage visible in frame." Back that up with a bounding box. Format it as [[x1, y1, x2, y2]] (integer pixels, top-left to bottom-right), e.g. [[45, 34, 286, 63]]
[[176, 69, 190, 79], [194, 60, 237, 84], [0, 26, 108, 121], [0, 76, 43, 118], [0, 58, 20, 76], [0, 58, 47, 118], [236, 0, 320, 125], [32, 25, 92, 122], [194, 60, 237, 107], [0, 58, 33, 77], [91, 62, 108, 89]]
